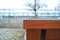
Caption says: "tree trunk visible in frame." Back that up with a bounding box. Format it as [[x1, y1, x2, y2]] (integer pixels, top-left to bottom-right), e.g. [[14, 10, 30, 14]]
[[35, 10, 38, 18]]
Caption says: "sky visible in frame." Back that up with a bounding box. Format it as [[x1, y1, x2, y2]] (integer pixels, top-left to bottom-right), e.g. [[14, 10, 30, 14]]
[[0, 0, 60, 16], [0, 0, 25, 9], [0, 0, 60, 9]]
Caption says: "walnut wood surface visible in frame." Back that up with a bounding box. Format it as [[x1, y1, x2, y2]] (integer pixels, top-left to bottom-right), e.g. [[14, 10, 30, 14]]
[[23, 20, 60, 40], [24, 20, 60, 29]]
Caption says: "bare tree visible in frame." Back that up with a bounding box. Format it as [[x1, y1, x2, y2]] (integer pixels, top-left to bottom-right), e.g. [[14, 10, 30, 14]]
[[25, 0, 47, 18]]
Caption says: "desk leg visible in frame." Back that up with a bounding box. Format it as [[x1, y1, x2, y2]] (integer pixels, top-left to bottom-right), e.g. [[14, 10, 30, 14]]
[[40, 29, 46, 40], [26, 29, 41, 40]]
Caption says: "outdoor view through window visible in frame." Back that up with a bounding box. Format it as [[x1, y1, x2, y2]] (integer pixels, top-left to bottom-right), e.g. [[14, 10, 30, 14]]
[[0, 0, 60, 40]]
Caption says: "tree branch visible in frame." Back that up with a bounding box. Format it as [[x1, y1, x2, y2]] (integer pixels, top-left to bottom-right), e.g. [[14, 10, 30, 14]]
[[25, 1, 34, 8]]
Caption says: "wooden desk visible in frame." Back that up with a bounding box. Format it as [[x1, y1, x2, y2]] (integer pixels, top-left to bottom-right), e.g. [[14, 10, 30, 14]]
[[23, 20, 60, 40]]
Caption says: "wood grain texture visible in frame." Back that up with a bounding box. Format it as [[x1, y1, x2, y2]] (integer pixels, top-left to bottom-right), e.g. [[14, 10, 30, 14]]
[[26, 29, 60, 40], [46, 29, 60, 40], [23, 20, 60, 40], [26, 29, 41, 40], [23, 20, 60, 29]]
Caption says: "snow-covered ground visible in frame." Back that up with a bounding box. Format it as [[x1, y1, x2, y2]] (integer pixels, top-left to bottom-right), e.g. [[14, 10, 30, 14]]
[[0, 17, 60, 28], [0, 18, 30, 28], [0, 18, 27, 40], [0, 28, 25, 40]]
